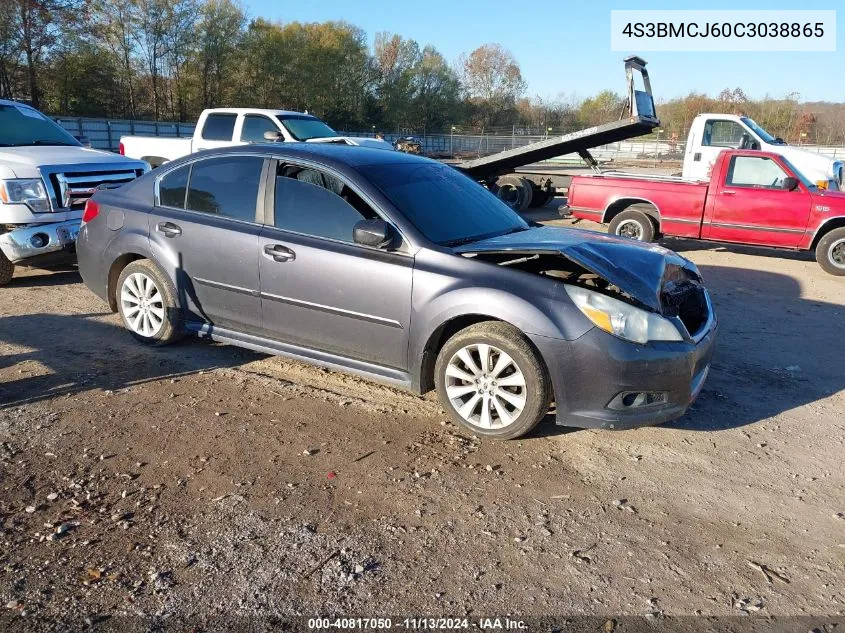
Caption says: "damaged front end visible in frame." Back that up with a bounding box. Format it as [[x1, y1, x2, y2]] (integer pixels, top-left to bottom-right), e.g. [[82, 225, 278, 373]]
[[455, 229, 717, 429], [460, 247, 713, 344], [0, 220, 81, 264]]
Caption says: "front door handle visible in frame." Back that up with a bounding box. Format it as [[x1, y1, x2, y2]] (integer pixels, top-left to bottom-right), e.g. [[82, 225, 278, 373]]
[[720, 190, 736, 196], [156, 221, 182, 237], [264, 244, 296, 262]]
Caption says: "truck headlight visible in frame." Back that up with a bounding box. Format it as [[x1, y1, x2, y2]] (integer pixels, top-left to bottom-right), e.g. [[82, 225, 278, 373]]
[[565, 285, 683, 345], [0, 179, 51, 213]]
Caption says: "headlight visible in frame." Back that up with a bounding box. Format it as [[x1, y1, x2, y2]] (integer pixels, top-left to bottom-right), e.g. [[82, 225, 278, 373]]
[[0, 178, 51, 213], [565, 285, 683, 345]]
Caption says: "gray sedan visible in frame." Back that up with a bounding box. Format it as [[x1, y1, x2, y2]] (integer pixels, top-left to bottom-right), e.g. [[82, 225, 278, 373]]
[[77, 144, 716, 439]]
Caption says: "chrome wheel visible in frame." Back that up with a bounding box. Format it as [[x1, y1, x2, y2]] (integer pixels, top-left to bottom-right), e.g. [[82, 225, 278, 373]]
[[120, 272, 165, 337], [615, 219, 644, 240], [444, 343, 527, 429], [830, 238, 845, 270]]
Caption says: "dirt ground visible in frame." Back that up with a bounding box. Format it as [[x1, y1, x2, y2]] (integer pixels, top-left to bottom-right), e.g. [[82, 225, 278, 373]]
[[0, 213, 843, 629]]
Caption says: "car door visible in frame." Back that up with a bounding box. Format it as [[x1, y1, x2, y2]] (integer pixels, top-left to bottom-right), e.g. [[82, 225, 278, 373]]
[[707, 154, 811, 247], [149, 154, 267, 333], [238, 114, 284, 144], [690, 119, 753, 181], [192, 112, 240, 152], [257, 160, 413, 370]]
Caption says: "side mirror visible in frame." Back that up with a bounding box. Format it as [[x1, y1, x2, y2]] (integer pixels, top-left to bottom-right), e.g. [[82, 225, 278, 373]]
[[263, 130, 284, 142], [75, 135, 91, 148], [782, 176, 800, 191], [353, 218, 393, 249]]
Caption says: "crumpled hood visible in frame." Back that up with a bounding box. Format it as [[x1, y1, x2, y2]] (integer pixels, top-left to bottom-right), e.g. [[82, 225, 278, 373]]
[[306, 136, 394, 151], [455, 226, 701, 312], [0, 146, 146, 178]]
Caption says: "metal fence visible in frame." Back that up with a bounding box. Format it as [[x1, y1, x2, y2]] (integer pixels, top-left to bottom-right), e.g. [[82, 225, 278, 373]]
[[55, 116, 845, 164], [55, 117, 196, 152]]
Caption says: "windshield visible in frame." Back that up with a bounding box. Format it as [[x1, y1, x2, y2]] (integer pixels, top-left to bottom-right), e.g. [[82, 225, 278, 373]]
[[0, 104, 81, 147], [279, 115, 337, 141], [361, 161, 529, 245], [740, 117, 783, 145]]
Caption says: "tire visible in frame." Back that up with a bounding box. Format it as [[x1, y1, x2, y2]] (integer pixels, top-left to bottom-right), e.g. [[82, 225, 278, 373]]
[[608, 207, 657, 242], [115, 259, 184, 345], [529, 187, 551, 208], [815, 227, 845, 276], [434, 321, 552, 440], [495, 174, 533, 212], [0, 250, 14, 286]]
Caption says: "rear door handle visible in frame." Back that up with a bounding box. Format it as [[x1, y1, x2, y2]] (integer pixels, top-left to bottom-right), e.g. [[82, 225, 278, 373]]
[[156, 221, 182, 237], [264, 244, 296, 262]]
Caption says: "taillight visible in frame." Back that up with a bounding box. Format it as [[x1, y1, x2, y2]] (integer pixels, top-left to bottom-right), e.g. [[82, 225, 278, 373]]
[[119, 142, 125, 155], [82, 199, 100, 224]]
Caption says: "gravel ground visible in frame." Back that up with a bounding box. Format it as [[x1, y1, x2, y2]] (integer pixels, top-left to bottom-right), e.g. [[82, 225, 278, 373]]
[[0, 215, 843, 630]]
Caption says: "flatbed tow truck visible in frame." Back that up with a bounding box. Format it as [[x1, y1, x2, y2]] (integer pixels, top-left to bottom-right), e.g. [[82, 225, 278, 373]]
[[457, 56, 660, 210]]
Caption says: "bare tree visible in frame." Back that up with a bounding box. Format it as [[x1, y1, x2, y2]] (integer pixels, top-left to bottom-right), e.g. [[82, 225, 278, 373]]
[[460, 43, 526, 126]]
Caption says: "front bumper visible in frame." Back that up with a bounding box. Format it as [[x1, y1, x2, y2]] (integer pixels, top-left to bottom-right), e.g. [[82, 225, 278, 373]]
[[0, 220, 81, 264], [530, 320, 717, 430]]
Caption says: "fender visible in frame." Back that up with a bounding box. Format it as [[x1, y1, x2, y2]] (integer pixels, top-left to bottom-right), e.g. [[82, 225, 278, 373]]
[[602, 195, 662, 224]]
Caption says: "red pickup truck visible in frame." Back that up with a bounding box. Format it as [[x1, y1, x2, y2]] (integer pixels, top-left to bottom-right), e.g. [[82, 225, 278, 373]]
[[565, 149, 845, 275]]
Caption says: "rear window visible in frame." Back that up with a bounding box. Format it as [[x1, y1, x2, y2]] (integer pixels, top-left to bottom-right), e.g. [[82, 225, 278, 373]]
[[201, 114, 237, 141], [185, 156, 263, 222]]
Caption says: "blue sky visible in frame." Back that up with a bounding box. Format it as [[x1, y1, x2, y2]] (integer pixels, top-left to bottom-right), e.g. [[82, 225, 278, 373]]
[[242, 0, 842, 103]]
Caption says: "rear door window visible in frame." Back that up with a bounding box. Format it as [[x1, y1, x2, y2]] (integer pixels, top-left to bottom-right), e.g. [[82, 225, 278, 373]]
[[158, 164, 190, 208], [201, 114, 237, 141], [241, 115, 280, 143], [185, 156, 264, 222]]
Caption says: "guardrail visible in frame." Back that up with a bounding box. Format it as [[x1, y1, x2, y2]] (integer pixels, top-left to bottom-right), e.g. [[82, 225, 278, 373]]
[[54, 116, 844, 163]]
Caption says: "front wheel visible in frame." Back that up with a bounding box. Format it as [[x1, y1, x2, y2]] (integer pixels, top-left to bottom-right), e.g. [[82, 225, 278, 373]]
[[815, 227, 845, 276], [434, 322, 551, 440], [608, 208, 657, 242]]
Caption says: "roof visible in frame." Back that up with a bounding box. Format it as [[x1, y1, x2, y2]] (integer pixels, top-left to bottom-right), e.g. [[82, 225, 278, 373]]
[[190, 141, 435, 170], [200, 108, 316, 118]]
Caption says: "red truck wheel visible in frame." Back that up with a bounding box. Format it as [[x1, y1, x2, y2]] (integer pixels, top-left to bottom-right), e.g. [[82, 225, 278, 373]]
[[816, 227, 845, 276], [608, 208, 657, 242]]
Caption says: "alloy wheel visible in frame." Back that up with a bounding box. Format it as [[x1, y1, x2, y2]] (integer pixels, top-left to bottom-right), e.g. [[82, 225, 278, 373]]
[[121, 272, 165, 337], [444, 343, 527, 429]]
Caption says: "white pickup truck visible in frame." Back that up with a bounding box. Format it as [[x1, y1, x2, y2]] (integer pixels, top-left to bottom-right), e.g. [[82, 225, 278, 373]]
[[0, 99, 148, 285], [119, 108, 392, 167], [682, 113, 843, 190]]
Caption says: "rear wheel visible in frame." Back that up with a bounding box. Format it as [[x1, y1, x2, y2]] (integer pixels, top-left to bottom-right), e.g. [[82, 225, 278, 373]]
[[815, 227, 845, 276], [0, 251, 14, 286], [116, 259, 183, 344], [434, 322, 551, 440], [529, 187, 552, 208], [608, 207, 657, 242]]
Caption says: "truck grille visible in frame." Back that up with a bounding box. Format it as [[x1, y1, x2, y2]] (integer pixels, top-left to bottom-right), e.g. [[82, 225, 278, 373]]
[[48, 169, 142, 211], [662, 281, 709, 338]]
